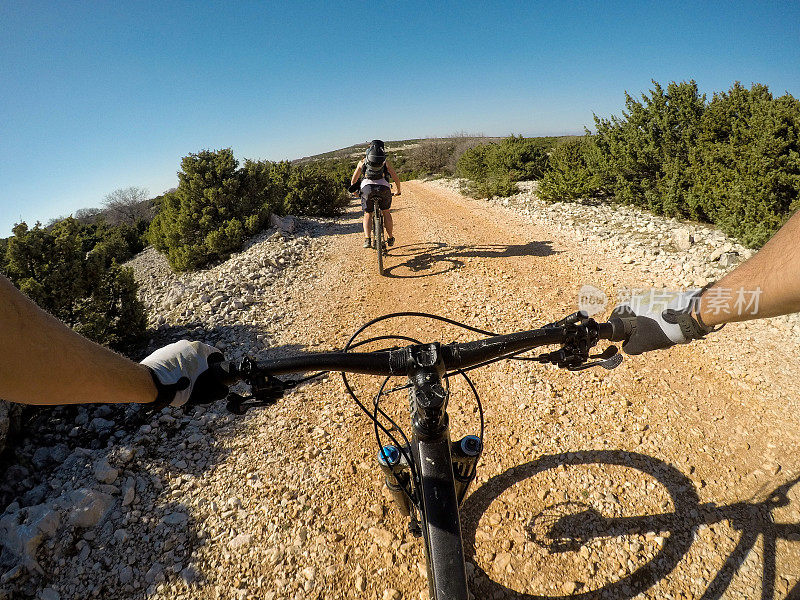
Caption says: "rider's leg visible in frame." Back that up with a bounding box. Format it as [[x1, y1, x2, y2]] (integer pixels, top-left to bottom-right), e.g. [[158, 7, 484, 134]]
[[383, 210, 393, 237], [363, 212, 373, 239]]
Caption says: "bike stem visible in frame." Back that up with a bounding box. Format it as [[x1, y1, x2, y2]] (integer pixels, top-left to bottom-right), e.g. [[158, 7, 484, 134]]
[[407, 343, 449, 440]]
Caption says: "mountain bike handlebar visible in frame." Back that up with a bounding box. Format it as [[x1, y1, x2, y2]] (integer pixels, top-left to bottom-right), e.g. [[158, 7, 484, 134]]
[[206, 313, 635, 387]]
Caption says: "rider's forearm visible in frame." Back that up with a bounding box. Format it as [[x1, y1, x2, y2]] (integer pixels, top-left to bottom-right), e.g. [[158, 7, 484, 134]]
[[386, 164, 401, 193], [699, 211, 800, 327], [0, 275, 157, 405], [351, 164, 362, 186]]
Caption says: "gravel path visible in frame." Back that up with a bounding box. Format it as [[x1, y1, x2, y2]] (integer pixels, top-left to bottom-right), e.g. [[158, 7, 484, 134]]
[[2, 182, 800, 599]]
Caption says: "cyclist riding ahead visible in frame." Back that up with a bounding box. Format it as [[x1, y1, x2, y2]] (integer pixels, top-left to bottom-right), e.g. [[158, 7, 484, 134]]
[[351, 139, 402, 249]]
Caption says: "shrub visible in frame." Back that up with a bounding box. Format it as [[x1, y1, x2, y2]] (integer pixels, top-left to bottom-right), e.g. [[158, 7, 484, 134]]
[[0, 237, 8, 271], [539, 138, 602, 202], [403, 139, 456, 176], [592, 80, 706, 216], [445, 132, 489, 175], [687, 83, 800, 247], [283, 165, 348, 216], [2, 219, 147, 351], [495, 135, 550, 181], [148, 150, 349, 271], [84, 220, 147, 264], [590, 80, 800, 247], [456, 136, 549, 198], [147, 149, 269, 271]]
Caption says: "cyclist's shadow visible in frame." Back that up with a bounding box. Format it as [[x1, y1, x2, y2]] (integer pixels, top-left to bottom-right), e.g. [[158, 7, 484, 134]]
[[461, 450, 800, 599], [384, 241, 558, 279]]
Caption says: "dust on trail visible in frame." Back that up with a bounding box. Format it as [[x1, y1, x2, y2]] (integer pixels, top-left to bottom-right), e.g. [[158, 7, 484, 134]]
[[188, 181, 800, 600]]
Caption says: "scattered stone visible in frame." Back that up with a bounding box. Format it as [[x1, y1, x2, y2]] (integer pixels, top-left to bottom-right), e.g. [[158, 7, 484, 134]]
[[93, 458, 119, 485], [118, 565, 133, 585], [121, 479, 136, 507], [0, 504, 60, 568], [673, 228, 694, 250], [69, 489, 114, 529], [718, 251, 739, 268], [90, 417, 115, 431], [270, 213, 297, 234], [369, 527, 395, 548], [562, 580, 580, 594], [180, 566, 199, 585], [161, 512, 188, 526], [494, 552, 512, 571], [144, 563, 164, 584], [38, 588, 60, 600], [228, 533, 253, 549]]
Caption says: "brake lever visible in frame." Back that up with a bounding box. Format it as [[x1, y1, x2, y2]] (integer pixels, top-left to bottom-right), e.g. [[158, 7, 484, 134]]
[[568, 346, 623, 371], [225, 373, 290, 414], [226, 393, 285, 415], [536, 341, 623, 372], [567, 354, 623, 371], [543, 310, 589, 329]]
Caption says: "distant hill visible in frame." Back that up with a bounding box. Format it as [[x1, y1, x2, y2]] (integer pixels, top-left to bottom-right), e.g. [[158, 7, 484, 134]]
[[292, 136, 509, 164]]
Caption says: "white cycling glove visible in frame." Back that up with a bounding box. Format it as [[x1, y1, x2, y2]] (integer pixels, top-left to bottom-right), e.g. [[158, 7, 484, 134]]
[[610, 288, 717, 355], [140, 340, 224, 408]]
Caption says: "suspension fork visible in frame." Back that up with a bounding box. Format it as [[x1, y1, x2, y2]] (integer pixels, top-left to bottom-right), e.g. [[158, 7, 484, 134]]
[[378, 343, 484, 515]]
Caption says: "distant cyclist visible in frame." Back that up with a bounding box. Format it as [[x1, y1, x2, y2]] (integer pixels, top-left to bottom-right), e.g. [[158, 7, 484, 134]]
[[350, 140, 401, 249]]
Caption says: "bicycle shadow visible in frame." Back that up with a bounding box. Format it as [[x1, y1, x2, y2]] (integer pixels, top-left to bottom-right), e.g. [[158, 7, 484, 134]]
[[461, 450, 800, 599], [384, 241, 558, 279]]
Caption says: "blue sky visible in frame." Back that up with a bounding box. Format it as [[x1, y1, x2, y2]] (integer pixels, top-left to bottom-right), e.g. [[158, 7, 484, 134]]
[[1, 1, 799, 236]]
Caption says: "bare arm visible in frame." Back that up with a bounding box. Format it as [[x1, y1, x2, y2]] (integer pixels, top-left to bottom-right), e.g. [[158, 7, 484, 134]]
[[0, 274, 157, 405], [385, 161, 401, 195], [700, 211, 800, 326], [351, 160, 364, 186]]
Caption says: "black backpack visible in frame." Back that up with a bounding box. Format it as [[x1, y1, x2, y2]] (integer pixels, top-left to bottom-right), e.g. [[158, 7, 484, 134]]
[[363, 140, 389, 180]]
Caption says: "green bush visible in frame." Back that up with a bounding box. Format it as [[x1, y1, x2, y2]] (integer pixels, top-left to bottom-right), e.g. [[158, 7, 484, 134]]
[[539, 138, 602, 202], [585, 80, 800, 247], [457, 136, 549, 198], [2, 219, 147, 351], [84, 220, 147, 264], [592, 80, 706, 216], [284, 165, 348, 216], [687, 83, 800, 247], [148, 149, 349, 271], [0, 237, 8, 271], [147, 149, 269, 271]]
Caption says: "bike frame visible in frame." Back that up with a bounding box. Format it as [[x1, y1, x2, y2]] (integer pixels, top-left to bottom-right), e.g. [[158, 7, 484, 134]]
[[372, 194, 385, 276]]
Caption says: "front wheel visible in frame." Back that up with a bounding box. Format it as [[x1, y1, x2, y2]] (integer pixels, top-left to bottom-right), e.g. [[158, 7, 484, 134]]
[[374, 208, 384, 276], [413, 437, 469, 599]]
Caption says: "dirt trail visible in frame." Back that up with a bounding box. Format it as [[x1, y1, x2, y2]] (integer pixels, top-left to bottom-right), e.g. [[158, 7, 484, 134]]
[[192, 181, 800, 600]]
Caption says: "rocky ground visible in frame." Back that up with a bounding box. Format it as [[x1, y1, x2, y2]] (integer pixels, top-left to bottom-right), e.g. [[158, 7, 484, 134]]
[[2, 182, 800, 600]]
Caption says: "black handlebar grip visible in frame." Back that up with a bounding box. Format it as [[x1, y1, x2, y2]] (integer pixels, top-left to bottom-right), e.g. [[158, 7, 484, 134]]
[[606, 316, 637, 342], [186, 360, 239, 406], [207, 360, 241, 386]]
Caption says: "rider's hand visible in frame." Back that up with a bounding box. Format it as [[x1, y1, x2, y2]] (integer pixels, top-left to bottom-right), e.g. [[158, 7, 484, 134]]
[[140, 340, 228, 408], [610, 288, 715, 355]]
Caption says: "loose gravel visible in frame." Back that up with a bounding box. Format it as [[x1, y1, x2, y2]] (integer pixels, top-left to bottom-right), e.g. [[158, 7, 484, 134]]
[[2, 182, 799, 600]]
